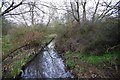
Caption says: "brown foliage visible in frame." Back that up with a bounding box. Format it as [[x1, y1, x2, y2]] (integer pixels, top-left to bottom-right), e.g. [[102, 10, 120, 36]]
[[14, 31, 44, 48], [56, 19, 120, 55]]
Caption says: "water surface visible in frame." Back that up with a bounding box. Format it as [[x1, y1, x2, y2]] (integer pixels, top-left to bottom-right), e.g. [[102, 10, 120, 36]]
[[21, 40, 73, 78]]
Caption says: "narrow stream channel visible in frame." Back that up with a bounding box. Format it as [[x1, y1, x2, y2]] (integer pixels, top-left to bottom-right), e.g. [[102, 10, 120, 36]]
[[21, 40, 73, 78]]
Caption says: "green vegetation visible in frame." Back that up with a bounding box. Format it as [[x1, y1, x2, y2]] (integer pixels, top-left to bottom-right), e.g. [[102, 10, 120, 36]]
[[11, 54, 33, 78], [56, 18, 120, 55], [65, 51, 120, 66], [2, 17, 120, 78], [55, 18, 120, 77], [1, 0, 119, 78], [42, 34, 57, 44], [3, 48, 36, 78], [64, 51, 120, 77], [2, 26, 56, 78], [2, 35, 12, 54], [80, 51, 119, 65]]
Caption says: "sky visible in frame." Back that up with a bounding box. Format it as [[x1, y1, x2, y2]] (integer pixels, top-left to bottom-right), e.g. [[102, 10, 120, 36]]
[[1, 0, 119, 26]]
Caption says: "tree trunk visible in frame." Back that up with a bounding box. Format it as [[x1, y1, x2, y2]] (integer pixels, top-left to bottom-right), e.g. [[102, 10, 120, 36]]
[[82, 1, 86, 25], [92, 0, 99, 23]]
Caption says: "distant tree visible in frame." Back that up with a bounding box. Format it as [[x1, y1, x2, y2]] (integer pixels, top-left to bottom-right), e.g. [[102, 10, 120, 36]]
[[70, 0, 81, 24], [2, 16, 12, 35], [96, 0, 119, 21], [118, 2, 120, 18], [67, 0, 119, 25]]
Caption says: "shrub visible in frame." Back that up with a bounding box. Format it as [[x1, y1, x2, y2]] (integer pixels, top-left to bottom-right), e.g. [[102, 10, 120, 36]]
[[5, 27, 44, 52], [56, 18, 120, 55], [13, 31, 44, 47]]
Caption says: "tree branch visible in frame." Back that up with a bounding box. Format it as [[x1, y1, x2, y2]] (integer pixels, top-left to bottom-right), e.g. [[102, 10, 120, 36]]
[[98, 1, 119, 20], [4, 10, 31, 16], [70, 1, 79, 23], [92, 0, 99, 23], [0, 1, 23, 16]]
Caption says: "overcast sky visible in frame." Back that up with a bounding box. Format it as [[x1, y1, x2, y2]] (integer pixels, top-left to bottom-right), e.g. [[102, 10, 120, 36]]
[[1, 0, 119, 26]]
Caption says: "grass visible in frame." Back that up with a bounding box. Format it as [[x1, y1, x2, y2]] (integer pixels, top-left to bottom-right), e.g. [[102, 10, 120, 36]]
[[9, 33, 56, 78], [2, 31, 56, 78], [64, 51, 120, 66], [2, 26, 57, 54], [66, 60, 76, 69], [80, 51, 120, 65], [42, 34, 57, 44], [63, 50, 120, 77], [2, 35, 21, 61], [11, 53, 33, 78], [2, 35, 12, 55], [2, 48, 35, 78], [2, 25, 58, 78]]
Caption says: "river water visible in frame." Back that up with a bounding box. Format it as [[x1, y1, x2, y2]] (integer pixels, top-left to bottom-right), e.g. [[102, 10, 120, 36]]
[[21, 40, 73, 78]]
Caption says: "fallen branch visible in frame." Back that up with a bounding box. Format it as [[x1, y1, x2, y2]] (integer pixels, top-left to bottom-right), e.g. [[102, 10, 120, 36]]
[[106, 44, 120, 52], [2, 44, 31, 61]]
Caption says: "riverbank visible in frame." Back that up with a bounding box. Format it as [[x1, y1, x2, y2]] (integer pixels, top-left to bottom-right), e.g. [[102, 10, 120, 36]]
[[2, 32, 56, 78], [55, 19, 120, 78], [62, 51, 120, 78]]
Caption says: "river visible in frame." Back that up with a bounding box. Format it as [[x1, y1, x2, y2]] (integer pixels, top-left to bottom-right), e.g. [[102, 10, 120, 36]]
[[21, 40, 73, 78]]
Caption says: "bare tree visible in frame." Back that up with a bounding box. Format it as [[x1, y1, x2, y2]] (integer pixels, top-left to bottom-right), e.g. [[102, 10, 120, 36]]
[[69, 0, 87, 25], [81, 0, 86, 23], [29, 2, 35, 26], [92, 0, 99, 23], [2, 0, 118, 27], [0, 0, 24, 17], [97, 0, 119, 21], [19, 8, 29, 27], [70, 0, 80, 24], [68, 0, 119, 24], [118, 2, 120, 18]]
